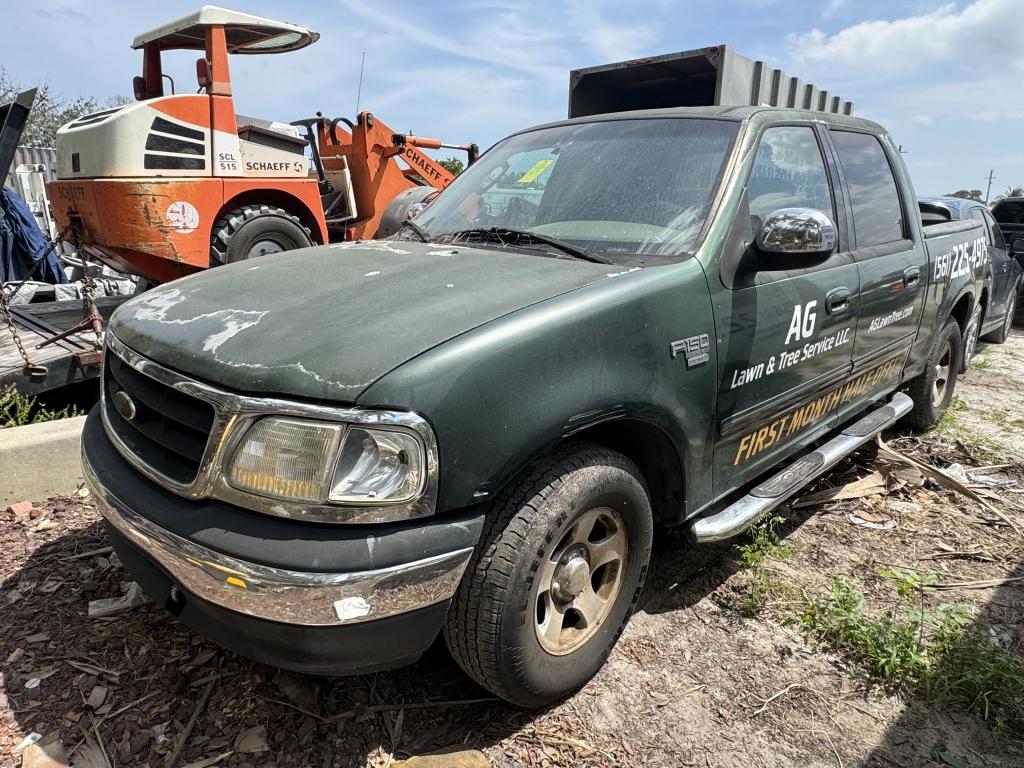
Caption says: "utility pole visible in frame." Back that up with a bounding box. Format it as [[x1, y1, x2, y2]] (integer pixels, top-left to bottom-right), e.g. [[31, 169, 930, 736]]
[[985, 169, 995, 205]]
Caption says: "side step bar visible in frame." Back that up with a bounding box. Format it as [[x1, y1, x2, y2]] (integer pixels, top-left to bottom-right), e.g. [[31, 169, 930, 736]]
[[692, 392, 913, 543]]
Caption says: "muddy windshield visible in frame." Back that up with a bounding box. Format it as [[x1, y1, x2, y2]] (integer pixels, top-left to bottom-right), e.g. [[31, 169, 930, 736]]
[[413, 118, 740, 265]]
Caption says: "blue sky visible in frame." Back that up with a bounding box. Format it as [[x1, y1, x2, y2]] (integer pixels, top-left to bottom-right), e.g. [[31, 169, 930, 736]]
[[6, 0, 1024, 197]]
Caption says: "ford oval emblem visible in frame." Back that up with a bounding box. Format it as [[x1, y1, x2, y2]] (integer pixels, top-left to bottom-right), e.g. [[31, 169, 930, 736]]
[[112, 390, 137, 422]]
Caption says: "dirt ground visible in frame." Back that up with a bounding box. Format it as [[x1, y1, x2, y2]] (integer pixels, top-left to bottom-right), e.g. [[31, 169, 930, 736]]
[[2, 326, 1023, 768]]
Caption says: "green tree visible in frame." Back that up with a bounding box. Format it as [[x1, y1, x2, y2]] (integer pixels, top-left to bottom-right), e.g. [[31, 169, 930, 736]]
[[439, 156, 464, 176], [947, 189, 983, 202], [0, 68, 131, 148], [996, 186, 1024, 201]]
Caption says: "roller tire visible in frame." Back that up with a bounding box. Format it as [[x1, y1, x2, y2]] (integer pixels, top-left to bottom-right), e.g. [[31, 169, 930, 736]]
[[209, 204, 313, 266]]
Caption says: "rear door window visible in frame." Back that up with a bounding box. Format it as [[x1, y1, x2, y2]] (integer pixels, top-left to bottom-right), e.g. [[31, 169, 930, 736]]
[[982, 209, 1008, 250], [831, 131, 905, 248], [969, 207, 993, 246]]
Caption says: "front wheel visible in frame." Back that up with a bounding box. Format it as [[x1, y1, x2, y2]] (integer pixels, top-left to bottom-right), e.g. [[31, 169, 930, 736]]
[[904, 317, 961, 429], [444, 442, 653, 708]]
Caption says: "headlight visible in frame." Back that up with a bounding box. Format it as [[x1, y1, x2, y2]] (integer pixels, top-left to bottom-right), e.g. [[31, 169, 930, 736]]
[[227, 418, 343, 503], [226, 418, 427, 506], [329, 427, 425, 503]]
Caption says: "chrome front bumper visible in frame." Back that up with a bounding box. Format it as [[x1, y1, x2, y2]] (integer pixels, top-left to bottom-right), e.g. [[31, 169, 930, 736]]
[[82, 446, 473, 628]]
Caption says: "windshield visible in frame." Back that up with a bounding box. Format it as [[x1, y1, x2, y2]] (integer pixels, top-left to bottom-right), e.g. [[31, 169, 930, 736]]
[[412, 118, 740, 265]]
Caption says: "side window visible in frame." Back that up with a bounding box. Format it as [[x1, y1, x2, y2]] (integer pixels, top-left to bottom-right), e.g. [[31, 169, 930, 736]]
[[748, 126, 833, 235], [982, 209, 1007, 251], [969, 208, 993, 246], [831, 131, 905, 248]]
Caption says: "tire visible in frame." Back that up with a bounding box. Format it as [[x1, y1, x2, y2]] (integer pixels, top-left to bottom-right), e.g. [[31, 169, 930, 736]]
[[959, 304, 982, 372], [904, 317, 962, 429], [981, 281, 1018, 344], [209, 204, 313, 266], [444, 441, 654, 708]]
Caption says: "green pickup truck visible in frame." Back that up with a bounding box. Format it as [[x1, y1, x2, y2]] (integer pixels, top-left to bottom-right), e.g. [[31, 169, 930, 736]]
[[81, 53, 988, 707]]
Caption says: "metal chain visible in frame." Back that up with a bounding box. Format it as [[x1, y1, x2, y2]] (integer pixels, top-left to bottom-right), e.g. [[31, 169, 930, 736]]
[[80, 267, 102, 349], [1, 223, 75, 376], [0, 282, 41, 373], [66, 223, 104, 351]]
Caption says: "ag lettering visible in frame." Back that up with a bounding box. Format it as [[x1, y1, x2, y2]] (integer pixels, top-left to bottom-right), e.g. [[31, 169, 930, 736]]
[[785, 301, 817, 345]]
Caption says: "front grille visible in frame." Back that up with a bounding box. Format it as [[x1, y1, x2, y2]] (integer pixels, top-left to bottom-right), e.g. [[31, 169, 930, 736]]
[[103, 349, 215, 485]]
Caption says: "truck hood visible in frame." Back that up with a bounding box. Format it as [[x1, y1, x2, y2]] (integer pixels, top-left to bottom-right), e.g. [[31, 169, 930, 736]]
[[110, 240, 624, 402]]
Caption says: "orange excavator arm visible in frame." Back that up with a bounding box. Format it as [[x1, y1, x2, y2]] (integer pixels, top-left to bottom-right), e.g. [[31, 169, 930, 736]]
[[317, 111, 478, 240], [389, 134, 478, 188]]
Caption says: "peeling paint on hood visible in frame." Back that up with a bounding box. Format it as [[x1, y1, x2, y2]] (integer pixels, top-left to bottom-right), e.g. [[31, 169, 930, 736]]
[[109, 241, 621, 402]]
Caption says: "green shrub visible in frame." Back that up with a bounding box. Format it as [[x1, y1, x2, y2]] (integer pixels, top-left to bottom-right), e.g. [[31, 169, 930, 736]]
[[736, 515, 797, 568], [0, 385, 77, 429], [799, 571, 1024, 736], [734, 515, 801, 616]]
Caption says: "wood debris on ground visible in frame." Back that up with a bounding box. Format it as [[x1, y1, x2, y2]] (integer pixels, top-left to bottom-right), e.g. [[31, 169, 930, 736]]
[[1, 340, 1023, 766]]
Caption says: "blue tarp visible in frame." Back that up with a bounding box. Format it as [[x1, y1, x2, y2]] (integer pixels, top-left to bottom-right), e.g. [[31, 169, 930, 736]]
[[0, 186, 66, 284]]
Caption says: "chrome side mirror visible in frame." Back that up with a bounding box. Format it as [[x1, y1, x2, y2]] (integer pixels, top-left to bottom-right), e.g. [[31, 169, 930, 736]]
[[756, 207, 837, 256]]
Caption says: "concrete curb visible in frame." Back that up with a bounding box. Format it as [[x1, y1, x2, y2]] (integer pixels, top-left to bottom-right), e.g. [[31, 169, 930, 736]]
[[0, 416, 87, 505]]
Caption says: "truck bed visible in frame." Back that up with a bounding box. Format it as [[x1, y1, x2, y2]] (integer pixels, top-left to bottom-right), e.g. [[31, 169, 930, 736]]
[[1, 295, 126, 395]]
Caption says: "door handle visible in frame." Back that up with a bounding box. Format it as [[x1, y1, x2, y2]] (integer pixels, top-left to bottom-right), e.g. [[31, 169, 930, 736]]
[[826, 286, 851, 314], [904, 266, 921, 288]]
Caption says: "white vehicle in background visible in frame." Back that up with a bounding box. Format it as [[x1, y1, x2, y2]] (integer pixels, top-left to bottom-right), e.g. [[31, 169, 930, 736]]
[[8, 147, 62, 242]]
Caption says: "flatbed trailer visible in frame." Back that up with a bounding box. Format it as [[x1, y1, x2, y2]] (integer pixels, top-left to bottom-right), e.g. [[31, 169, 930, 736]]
[[1, 295, 126, 395]]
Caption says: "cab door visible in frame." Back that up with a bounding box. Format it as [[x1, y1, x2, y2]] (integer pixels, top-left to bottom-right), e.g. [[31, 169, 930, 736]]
[[830, 129, 928, 382], [975, 206, 1013, 319], [713, 124, 860, 494]]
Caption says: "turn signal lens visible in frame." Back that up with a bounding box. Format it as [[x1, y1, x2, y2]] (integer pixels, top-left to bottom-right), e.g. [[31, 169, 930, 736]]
[[329, 427, 425, 504], [227, 418, 343, 502]]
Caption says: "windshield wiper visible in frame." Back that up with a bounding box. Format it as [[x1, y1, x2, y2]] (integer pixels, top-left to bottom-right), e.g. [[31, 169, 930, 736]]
[[396, 219, 431, 243], [438, 226, 612, 264]]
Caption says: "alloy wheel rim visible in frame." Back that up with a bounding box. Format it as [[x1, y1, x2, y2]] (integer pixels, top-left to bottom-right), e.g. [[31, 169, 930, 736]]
[[964, 316, 978, 366], [534, 506, 627, 656], [932, 339, 953, 407]]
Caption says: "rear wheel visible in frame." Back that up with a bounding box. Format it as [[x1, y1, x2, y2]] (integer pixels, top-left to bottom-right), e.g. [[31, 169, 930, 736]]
[[960, 305, 982, 372], [981, 281, 1018, 344], [905, 317, 961, 429], [209, 204, 313, 266], [444, 442, 653, 708]]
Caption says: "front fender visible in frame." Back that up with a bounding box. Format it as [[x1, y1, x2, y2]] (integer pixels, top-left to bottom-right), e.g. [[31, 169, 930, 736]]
[[358, 261, 719, 516]]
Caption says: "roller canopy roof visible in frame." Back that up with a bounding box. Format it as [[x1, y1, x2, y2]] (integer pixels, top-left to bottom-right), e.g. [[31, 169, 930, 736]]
[[132, 5, 318, 54]]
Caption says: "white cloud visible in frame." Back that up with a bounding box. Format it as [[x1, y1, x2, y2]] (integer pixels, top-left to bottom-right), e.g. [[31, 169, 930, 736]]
[[782, 0, 1024, 127], [566, 0, 660, 64], [779, 0, 1024, 196], [822, 0, 848, 20], [790, 0, 1024, 75], [334, 0, 561, 82], [320, 0, 663, 149]]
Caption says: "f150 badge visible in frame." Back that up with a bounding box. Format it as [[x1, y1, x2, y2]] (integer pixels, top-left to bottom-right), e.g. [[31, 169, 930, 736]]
[[670, 334, 710, 368]]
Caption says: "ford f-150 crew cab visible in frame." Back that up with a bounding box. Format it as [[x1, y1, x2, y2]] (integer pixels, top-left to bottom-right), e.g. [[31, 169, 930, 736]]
[[81, 55, 988, 707]]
